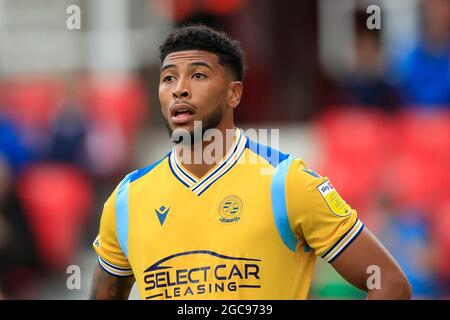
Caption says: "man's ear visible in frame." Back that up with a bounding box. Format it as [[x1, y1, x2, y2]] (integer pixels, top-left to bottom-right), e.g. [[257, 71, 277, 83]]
[[228, 81, 243, 109]]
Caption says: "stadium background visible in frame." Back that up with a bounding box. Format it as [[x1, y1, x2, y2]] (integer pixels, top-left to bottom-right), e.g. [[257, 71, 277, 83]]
[[0, 0, 449, 299]]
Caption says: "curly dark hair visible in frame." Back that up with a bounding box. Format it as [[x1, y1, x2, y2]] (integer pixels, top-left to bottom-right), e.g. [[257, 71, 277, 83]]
[[159, 24, 246, 81]]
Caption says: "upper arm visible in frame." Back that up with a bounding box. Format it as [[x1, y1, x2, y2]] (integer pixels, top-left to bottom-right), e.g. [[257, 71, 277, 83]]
[[330, 227, 411, 298], [285, 159, 411, 298]]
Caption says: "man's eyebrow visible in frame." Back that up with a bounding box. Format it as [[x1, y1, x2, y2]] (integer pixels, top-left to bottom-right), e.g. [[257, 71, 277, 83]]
[[188, 61, 214, 70], [161, 64, 176, 72], [161, 61, 214, 73]]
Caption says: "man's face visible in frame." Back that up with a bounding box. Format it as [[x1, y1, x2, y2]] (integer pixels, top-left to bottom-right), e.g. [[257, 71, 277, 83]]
[[159, 50, 236, 140]]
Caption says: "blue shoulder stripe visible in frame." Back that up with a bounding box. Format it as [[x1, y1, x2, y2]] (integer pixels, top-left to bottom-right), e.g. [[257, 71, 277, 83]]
[[116, 154, 168, 258], [115, 172, 134, 258], [245, 139, 289, 167], [270, 155, 298, 252]]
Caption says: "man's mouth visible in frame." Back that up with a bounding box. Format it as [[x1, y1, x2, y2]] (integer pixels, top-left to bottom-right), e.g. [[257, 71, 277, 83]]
[[170, 103, 196, 124]]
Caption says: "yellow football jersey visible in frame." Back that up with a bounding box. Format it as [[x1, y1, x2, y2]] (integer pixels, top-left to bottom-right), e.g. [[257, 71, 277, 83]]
[[93, 128, 364, 300]]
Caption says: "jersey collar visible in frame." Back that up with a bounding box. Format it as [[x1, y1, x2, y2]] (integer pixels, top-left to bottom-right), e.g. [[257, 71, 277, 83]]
[[168, 128, 247, 196]]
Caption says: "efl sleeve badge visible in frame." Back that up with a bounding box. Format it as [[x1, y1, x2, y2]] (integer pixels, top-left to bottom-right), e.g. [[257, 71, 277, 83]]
[[316, 180, 352, 217]]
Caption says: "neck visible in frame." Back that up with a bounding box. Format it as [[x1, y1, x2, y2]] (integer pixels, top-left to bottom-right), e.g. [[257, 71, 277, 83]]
[[175, 124, 236, 179]]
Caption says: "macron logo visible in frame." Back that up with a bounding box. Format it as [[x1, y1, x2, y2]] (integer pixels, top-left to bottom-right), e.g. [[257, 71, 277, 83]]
[[155, 206, 170, 226]]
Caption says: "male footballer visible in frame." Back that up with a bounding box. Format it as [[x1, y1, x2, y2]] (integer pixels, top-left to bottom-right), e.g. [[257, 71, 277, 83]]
[[90, 25, 411, 300]]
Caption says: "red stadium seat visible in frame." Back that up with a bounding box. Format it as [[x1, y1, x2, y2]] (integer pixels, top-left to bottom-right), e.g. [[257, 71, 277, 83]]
[[395, 110, 450, 163], [82, 75, 149, 142], [316, 108, 450, 214], [17, 164, 94, 271], [316, 108, 388, 162], [380, 153, 449, 213], [389, 110, 450, 210], [2, 78, 64, 129], [315, 108, 388, 211]]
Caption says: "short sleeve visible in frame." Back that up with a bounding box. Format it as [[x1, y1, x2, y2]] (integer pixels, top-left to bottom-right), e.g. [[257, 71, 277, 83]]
[[93, 187, 133, 276], [286, 159, 365, 263]]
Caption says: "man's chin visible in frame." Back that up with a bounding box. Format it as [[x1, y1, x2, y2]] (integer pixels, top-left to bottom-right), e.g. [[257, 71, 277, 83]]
[[169, 125, 195, 145], [170, 122, 194, 133]]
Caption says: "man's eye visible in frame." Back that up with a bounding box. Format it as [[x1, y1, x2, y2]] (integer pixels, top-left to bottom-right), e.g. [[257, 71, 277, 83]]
[[193, 73, 206, 79], [163, 75, 175, 82]]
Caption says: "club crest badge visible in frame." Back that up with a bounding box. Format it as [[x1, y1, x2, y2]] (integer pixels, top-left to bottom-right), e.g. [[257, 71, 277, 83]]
[[219, 195, 243, 223]]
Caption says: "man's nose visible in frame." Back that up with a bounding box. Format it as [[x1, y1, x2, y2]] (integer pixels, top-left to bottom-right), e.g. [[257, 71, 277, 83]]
[[173, 78, 190, 99]]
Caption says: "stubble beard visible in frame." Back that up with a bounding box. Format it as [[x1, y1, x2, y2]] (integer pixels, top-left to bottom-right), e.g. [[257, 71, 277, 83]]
[[165, 104, 224, 147]]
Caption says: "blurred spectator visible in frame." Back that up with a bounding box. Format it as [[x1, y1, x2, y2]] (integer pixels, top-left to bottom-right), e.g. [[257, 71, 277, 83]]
[[85, 119, 127, 178], [377, 200, 439, 299], [0, 110, 33, 174], [396, 0, 450, 107], [47, 94, 88, 167], [0, 156, 41, 298], [83, 75, 148, 179], [2, 78, 64, 163], [334, 9, 399, 112]]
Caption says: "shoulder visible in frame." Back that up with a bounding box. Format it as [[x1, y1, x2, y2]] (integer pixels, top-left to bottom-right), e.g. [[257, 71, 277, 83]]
[[244, 137, 290, 167], [244, 136, 326, 185], [119, 152, 170, 187], [103, 153, 169, 213], [285, 158, 329, 194]]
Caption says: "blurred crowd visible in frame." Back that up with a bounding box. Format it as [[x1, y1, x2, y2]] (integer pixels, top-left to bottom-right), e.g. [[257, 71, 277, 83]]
[[0, 74, 149, 297], [0, 0, 449, 299]]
